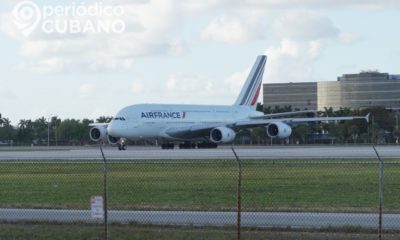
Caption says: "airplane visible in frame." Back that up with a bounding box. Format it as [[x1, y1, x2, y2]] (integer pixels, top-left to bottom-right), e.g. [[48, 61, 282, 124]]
[[89, 55, 369, 150]]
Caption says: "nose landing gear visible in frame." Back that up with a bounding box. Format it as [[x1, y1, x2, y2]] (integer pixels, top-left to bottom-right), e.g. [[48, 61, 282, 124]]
[[117, 139, 127, 151], [118, 143, 126, 150]]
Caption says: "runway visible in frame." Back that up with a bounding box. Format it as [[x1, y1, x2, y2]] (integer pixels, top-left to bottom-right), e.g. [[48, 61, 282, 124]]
[[0, 145, 400, 160], [0, 208, 398, 229]]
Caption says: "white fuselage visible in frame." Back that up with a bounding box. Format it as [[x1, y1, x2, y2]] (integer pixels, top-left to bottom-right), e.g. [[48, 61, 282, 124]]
[[107, 104, 262, 141]]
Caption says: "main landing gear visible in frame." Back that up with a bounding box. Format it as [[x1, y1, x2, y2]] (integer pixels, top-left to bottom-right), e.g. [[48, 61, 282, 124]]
[[178, 141, 196, 149], [161, 142, 218, 149], [161, 143, 175, 149]]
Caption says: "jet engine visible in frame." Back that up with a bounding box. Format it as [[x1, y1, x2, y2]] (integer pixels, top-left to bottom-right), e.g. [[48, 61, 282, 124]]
[[266, 122, 292, 138], [89, 126, 119, 144], [210, 127, 236, 143]]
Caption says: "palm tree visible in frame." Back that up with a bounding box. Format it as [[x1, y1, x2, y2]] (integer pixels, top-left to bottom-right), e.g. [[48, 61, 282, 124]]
[[321, 107, 334, 117], [96, 116, 112, 123], [18, 119, 27, 129], [2, 118, 11, 127]]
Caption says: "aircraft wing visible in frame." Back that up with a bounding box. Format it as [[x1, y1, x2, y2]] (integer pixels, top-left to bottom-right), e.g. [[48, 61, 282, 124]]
[[250, 110, 317, 119], [235, 114, 370, 129], [163, 123, 225, 139], [162, 113, 369, 139], [89, 123, 109, 127]]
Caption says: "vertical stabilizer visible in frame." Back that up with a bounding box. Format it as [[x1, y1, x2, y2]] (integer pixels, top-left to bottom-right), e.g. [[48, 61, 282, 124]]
[[234, 55, 267, 107]]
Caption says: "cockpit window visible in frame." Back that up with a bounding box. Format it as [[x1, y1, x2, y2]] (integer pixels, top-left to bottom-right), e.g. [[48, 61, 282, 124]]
[[113, 117, 126, 121]]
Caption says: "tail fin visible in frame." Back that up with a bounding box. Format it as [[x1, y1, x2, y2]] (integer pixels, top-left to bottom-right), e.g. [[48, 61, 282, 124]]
[[234, 55, 267, 107]]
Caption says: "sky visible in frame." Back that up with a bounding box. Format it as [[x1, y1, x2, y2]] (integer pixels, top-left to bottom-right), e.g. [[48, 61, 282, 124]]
[[0, 0, 399, 124]]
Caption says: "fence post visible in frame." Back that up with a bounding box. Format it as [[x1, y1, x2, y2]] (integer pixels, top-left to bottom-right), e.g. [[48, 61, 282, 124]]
[[231, 147, 241, 240], [100, 145, 109, 240], [372, 145, 383, 240]]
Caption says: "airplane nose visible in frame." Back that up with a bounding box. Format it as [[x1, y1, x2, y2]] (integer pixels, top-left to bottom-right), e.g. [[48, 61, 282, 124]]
[[108, 121, 128, 137]]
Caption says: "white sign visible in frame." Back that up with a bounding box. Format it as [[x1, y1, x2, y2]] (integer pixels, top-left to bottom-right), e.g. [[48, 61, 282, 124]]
[[90, 196, 104, 220]]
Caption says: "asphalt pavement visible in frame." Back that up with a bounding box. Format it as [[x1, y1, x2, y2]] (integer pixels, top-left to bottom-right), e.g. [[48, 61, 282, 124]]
[[1, 209, 399, 229], [0, 145, 400, 160]]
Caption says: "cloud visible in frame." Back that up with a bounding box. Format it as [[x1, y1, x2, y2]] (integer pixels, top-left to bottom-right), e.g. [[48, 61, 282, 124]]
[[201, 11, 264, 44], [166, 74, 212, 93], [338, 31, 363, 44], [183, 0, 400, 12], [79, 83, 96, 98], [168, 39, 186, 57], [131, 80, 144, 94], [224, 67, 251, 94], [1, 0, 184, 74], [273, 11, 339, 41], [163, 73, 214, 102], [0, 86, 17, 101], [264, 39, 326, 83], [262, 11, 341, 83], [240, 0, 400, 9], [19, 57, 66, 74], [181, 0, 233, 12]]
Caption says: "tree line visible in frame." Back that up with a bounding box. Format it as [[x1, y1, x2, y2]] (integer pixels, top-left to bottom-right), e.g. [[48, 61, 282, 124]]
[[0, 115, 112, 146], [0, 105, 399, 146], [246, 104, 399, 145]]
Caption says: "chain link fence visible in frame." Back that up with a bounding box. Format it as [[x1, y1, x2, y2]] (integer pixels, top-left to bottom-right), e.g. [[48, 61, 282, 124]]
[[0, 146, 399, 239]]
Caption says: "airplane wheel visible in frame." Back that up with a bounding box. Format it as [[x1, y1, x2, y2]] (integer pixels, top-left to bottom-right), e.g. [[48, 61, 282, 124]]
[[162, 143, 174, 149]]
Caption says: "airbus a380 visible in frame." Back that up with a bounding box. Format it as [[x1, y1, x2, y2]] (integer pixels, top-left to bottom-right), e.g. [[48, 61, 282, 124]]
[[89, 55, 369, 150]]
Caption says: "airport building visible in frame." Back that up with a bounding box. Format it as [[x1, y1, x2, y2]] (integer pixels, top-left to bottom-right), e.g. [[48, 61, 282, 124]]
[[262, 82, 318, 110], [263, 72, 400, 111]]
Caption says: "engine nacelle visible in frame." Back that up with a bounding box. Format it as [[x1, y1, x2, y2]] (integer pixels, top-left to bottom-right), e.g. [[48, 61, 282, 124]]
[[266, 122, 292, 138], [89, 126, 119, 145], [89, 126, 107, 142], [210, 127, 236, 144], [107, 135, 119, 145]]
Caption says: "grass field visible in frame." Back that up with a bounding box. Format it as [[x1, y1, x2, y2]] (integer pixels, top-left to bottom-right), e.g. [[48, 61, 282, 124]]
[[0, 159, 399, 212], [0, 222, 397, 240]]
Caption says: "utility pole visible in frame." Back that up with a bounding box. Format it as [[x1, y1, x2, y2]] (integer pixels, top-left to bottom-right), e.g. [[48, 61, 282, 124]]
[[371, 115, 375, 144], [372, 146, 384, 240], [47, 115, 51, 148], [231, 148, 242, 240]]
